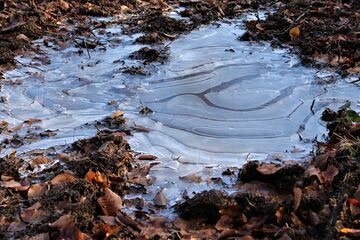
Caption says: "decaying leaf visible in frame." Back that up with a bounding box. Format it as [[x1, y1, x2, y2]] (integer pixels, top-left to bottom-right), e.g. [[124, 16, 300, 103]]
[[137, 154, 158, 160], [289, 26, 300, 40], [321, 165, 339, 184], [111, 111, 124, 119], [154, 189, 168, 207], [97, 188, 122, 216], [30, 156, 51, 167], [20, 202, 48, 224], [256, 164, 282, 175], [293, 187, 302, 211], [28, 183, 47, 198], [340, 228, 360, 234], [50, 172, 77, 186], [179, 174, 202, 183], [49, 214, 90, 240]]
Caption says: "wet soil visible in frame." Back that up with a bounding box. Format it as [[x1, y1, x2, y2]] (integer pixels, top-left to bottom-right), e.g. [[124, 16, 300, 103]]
[[240, 0, 360, 75]]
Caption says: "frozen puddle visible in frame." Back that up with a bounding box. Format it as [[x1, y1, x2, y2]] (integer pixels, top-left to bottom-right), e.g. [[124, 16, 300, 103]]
[[1, 17, 359, 207]]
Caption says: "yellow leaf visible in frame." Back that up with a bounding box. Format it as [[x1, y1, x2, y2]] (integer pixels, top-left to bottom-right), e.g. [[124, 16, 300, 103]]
[[111, 111, 124, 119], [289, 26, 300, 40]]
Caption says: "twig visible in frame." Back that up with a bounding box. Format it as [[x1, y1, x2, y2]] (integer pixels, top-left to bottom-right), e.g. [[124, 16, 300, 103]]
[[310, 99, 315, 114], [84, 40, 91, 59], [14, 59, 45, 72]]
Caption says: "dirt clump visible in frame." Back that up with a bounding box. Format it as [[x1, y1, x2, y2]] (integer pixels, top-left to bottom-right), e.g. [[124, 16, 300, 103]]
[[129, 47, 169, 64]]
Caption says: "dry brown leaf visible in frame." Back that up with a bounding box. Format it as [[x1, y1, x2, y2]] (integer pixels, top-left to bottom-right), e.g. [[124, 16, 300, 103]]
[[340, 228, 360, 234], [24, 118, 42, 125], [137, 154, 158, 160], [289, 26, 300, 40], [94, 171, 109, 186], [154, 189, 168, 207], [215, 215, 233, 231], [98, 188, 122, 216], [179, 174, 202, 183], [85, 169, 96, 182], [308, 210, 320, 225], [321, 165, 339, 184], [30, 156, 51, 167], [49, 214, 90, 240], [111, 111, 124, 119], [305, 166, 323, 183], [21, 202, 48, 224], [28, 183, 47, 198], [22, 233, 50, 240], [1, 174, 13, 181], [293, 187, 302, 211], [291, 212, 303, 227], [51, 172, 77, 186], [1, 179, 29, 191], [256, 164, 282, 175], [99, 216, 117, 225], [275, 207, 286, 225], [7, 221, 27, 232]]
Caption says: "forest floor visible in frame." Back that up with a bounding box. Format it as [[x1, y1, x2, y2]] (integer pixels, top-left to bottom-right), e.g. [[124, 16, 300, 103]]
[[0, 1, 360, 239]]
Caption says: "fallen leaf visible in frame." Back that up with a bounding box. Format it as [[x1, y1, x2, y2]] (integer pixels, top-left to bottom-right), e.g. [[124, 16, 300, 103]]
[[291, 212, 303, 227], [289, 26, 300, 40], [111, 111, 124, 119], [22, 233, 50, 240], [49, 214, 90, 240], [256, 164, 282, 175], [137, 154, 157, 160], [154, 189, 168, 207], [28, 183, 47, 198], [21, 202, 48, 224], [85, 169, 96, 182], [16, 34, 30, 42], [24, 118, 42, 125], [340, 228, 360, 234], [321, 165, 339, 184], [30, 156, 51, 167], [51, 172, 77, 186], [98, 188, 122, 216], [215, 215, 233, 231], [293, 187, 302, 211], [179, 174, 202, 183]]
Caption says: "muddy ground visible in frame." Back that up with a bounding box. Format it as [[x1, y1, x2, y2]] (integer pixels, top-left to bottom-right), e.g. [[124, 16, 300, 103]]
[[1, 0, 360, 239]]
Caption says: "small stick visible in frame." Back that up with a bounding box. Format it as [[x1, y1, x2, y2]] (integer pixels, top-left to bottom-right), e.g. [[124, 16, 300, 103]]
[[15, 59, 45, 72], [310, 99, 315, 114], [84, 40, 91, 59]]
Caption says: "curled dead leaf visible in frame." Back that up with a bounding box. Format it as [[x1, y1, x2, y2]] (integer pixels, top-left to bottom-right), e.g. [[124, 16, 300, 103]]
[[154, 190, 168, 207], [340, 228, 360, 234], [256, 164, 282, 175], [98, 188, 122, 216], [21, 202, 48, 224], [179, 174, 202, 183], [49, 214, 90, 240], [30, 156, 51, 167], [321, 165, 339, 184], [85, 169, 96, 182], [51, 172, 77, 186], [293, 187, 302, 211], [111, 111, 124, 119], [137, 154, 157, 160], [28, 183, 47, 198], [289, 26, 300, 40]]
